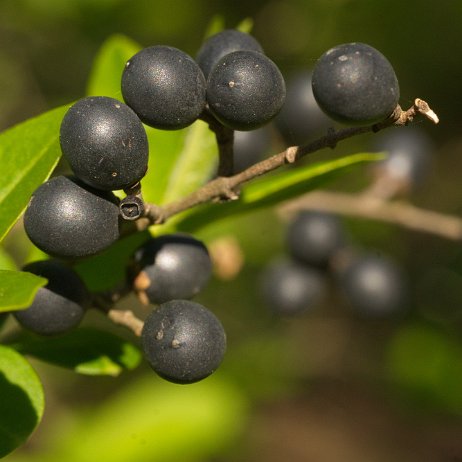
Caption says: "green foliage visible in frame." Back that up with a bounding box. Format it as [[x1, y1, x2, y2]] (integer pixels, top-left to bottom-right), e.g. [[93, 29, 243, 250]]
[[15, 328, 141, 376], [0, 345, 44, 458], [0, 270, 46, 313]]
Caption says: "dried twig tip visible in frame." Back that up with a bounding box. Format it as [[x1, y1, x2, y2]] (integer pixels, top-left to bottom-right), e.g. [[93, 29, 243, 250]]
[[414, 98, 439, 124]]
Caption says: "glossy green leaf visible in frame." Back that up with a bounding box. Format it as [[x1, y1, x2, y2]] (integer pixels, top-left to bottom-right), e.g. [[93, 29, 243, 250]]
[[0, 345, 44, 458], [0, 270, 46, 313], [173, 152, 383, 233], [0, 105, 69, 242], [16, 328, 141, 376], [53, 375, 247, 462], [86, 34, 141, 99]]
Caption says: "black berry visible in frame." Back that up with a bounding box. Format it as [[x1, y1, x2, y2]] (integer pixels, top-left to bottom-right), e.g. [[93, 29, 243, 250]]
[[14, 260, 88, 335], [286, 211, 345, 267], [60, 96, 149, 191], [233, 126, 272, 173], [196, 29, 264, 79], [275, 71, 330, 145], [260, 258, 326, 316], [207, 50, 286, 131], [141, 300, 226, 384], [24, 176, 120, 258], [339, 253, 408, 316], [312, 42, 399, 125], [134, 234, 212, 304], [122, 46, 207, 130]]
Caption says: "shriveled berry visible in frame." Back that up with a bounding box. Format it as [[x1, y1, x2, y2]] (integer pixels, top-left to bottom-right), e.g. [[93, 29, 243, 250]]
[[196, 29, 264, 79], [14, 260, 88, 335], [24, 176, 120, 258], [207, 50, 286, 131], [312, 42, 399, 125], [134, 234, 212, 304], [122, 46, 206, 130], [60, 96, 149, 191], [141, 300, 226, 384], [260, 258, 326, 316]]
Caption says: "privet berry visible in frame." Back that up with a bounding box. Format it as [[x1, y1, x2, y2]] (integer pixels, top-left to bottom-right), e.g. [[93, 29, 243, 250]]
[[260, 258, 326, 316], [286, 211, 345, 267], [14, 260, 88, 335], [141, 300, 226, 384], [24, 176, 120, 258], [207, 50, 286, 131], [60, 96, 149, 191], [233, 126, 272, 173], [275, 71, 330, 146], [121, 45, 207, 130], [134, 234, 212, 304], [312, 42, 399, 125], [339, 253, 408, 316], [196, 29, 264, 79]]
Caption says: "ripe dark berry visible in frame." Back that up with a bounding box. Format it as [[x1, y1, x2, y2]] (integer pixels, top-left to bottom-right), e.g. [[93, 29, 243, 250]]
[[14, 260, 88, 335], [275, 71, 330, 146], [134, 234, 212, 304], [312, 42, 399, 125], [207, 50, 286, 131], [286, 211, 345, 267], [233, 126, 272, 173], [373, 127, 433, 187], [60, 96, 149, 191], [24, 176, 120, 258], [339, 253, 408, 316], [121, 46, 207, 130], [260, 258, 326, 316], [141, 300, 226, 384], [196, 29, 264, 79]]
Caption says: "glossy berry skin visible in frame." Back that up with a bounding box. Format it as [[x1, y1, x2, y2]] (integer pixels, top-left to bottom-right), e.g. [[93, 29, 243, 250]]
[[122, 46, 206, 130], [312, 42, 399, 125], [260, 259, 326, 316], [196, 29, 264, 79], [207, 50, 286, 131], [134, 234, 212, 304], [286, 211, 345, 267], [24, 176, 120, 258], [60, 97, 148, 191], [275, 71, 330, 146], [339, 254, 408, 317], [141, 300, 226, 384], [14, 260, 88, 335]]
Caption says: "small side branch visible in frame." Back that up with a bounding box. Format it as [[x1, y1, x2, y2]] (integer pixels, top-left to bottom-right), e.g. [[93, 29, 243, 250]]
[[107, 309, 144, 337]]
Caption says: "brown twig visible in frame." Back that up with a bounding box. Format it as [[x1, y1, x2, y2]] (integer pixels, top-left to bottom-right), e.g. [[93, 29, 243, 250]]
[[279, 190, 462, 241], [107, 309, 144, 337], [142, 99, 438, 227]]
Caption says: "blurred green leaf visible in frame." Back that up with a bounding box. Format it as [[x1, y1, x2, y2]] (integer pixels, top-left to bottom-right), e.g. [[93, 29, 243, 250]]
[[0, 270, 46, 313], [0, 345, 44, 458], [0, 105, 69, 242], [173, 152, 383, 233], [387, 324, 462, 413], [0, 247, 17, 270], [86, 34, 141, 99], [50, 375, 247, 462], [236, 18, 254, 33], [16, 328, 141, 376]]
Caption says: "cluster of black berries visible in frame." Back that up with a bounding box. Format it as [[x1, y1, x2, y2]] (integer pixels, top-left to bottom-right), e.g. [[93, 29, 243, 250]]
[[16, 32, 404, 384], [260, 211, 409, 318]]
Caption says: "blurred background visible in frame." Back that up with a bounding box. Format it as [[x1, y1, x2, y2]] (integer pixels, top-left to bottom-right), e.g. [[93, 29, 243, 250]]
[[1, 0, 462, 461]]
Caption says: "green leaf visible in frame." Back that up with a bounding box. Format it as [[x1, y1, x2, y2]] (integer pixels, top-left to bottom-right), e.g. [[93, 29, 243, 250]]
[[235, 17, 254, 33], [0, 105, 70, 242], [52, 375, 247, 462], [15, 328, 142, 376], [173, 152, 383, 233], [74, 231, 150, 292], [0, 345, 44, 458], [160, 120, 217, 204], [0, 247, 17, 271], [86, 34, 142, 99], [0, 270, 46, 313]]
